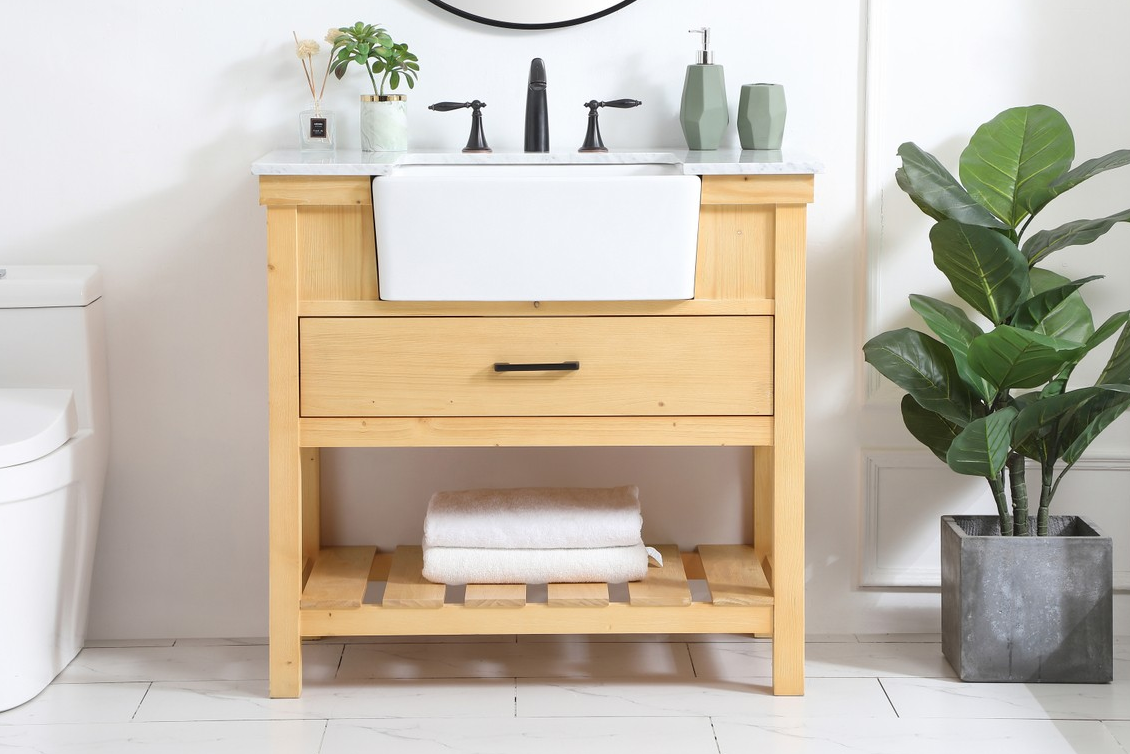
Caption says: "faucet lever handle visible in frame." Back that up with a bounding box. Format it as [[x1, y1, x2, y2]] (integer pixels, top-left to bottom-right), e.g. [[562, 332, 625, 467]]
[[429, 101, 475, 112], [429, 100, 491, 153], [579, 99, 643, 153]]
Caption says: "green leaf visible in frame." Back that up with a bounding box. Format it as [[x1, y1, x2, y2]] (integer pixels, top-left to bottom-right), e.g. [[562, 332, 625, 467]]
[[1085, 312, 1130, 361], [1098, 321, 1130, 385], [894, 143, 1008, 228], [1010, 275, 1100, 342], [909, 294, 993, 401], [946, 407, 1018, 478], [389, 70, 400, 89], [1013, 390, 1076, 461], [959, 105, 1075, 228], [967, 326, 1085, 392], [1027, 149, 1130, 216], [1021, 209, 1130, 265], [1060, 385, 1130, 464], [901, 394, 964, 463], [1015, 386, 1130, 470], [863, 328, 982, 425], [930, 220, 1030, 324]]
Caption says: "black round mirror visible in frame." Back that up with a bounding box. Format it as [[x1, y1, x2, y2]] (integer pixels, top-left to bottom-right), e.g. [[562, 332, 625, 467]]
[[426, 0, 640, 30]]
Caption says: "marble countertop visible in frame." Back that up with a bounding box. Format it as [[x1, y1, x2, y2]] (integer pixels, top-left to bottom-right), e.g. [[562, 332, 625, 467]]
[[251, 148, 823, 176]]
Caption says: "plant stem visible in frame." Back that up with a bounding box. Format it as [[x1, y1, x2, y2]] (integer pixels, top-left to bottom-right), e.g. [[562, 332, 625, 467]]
[[367, 64, 380, 97], [1007, 452, 1029, 535], [988, 474, 1013, 536], [1037, 462, 1056, 536]]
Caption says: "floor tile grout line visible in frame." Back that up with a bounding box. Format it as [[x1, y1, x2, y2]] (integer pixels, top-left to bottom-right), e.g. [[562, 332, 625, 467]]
[[876, 677, 900, 718], [708, 717, 723, 754], [315, 719, 329, 754], [130, 682, 153, 721]]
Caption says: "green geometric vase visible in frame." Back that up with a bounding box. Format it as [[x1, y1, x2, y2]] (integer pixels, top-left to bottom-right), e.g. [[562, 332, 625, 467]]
[[737, 83, 786, 150]]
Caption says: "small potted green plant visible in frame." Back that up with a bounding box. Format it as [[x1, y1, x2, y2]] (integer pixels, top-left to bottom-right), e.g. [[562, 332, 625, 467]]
[[863, 104, 1130, 682], [330, 22, 420, 151]]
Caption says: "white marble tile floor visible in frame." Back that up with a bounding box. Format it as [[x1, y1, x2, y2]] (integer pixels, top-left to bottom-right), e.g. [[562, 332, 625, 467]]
[[0, 635, 1126, 753]]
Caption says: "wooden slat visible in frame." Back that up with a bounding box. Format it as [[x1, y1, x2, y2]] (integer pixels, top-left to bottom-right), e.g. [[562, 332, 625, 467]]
[[547, 583, 609, 607], [382, 546, 445, 608], [681, 551, 706, 580], [303, 601, 773, 637], [300, 449, 321, 583], [369, 552, 394, 581], [300, 546, 376, 609], [300, 415, 774, 449], [465, 584, 527, 609], [297, 298, 774, 317], [628, 545, 692, 607], [700, 174, 814, 205], [259, 175, 372, 206], [698, 545, 773, 606]]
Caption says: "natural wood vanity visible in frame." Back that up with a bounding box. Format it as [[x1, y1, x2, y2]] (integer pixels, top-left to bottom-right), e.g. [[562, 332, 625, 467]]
[[255, 151, 815, 697]]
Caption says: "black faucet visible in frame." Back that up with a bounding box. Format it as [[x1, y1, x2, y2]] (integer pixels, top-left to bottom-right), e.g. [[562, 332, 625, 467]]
[[524, 58, 549, 152]]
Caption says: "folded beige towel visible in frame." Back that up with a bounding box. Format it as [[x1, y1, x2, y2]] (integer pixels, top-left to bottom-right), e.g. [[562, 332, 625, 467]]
[[422, 541, 649, 585], [422, 485, 642, 550]]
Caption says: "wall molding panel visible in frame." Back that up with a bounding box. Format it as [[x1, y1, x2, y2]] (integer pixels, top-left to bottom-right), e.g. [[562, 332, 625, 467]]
[[861, 451, 1130, 589]]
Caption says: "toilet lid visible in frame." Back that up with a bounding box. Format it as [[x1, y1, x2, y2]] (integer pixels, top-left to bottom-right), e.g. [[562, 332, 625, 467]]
[[0, 389, 78, 468]]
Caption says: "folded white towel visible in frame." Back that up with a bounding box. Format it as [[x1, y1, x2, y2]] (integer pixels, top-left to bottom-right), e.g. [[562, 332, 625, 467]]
[[422, 541, 649, 585], [422, 485, 642, 550]]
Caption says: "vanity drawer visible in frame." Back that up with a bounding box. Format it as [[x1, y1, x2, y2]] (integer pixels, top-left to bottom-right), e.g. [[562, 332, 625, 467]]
[[299, 316, 772, 418]]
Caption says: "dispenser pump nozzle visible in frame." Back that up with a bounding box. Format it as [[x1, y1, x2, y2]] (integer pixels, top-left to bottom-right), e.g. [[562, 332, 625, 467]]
[[689, 27, 714, 64]]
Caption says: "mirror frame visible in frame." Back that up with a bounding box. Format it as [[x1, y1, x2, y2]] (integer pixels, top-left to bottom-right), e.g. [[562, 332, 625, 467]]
[[426, 0, 639, 30]]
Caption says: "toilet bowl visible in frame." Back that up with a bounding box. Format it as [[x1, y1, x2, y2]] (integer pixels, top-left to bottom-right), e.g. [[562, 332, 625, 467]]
[[0, 266, 108, 711]]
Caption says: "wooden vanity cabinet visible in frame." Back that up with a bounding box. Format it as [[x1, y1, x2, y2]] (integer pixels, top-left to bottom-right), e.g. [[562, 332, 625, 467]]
[[258, 171, 812, 698]]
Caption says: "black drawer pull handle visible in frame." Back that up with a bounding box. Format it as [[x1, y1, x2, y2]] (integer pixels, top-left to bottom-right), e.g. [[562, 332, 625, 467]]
[[494, 361, 580, 372]]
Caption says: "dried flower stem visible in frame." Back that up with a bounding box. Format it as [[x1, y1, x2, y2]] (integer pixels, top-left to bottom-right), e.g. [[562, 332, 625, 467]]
[[318, 55, 334, 100], [293, 31, 317, 101]]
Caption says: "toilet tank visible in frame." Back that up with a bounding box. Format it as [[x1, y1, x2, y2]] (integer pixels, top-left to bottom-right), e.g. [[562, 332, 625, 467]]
[[0, 266, 108, 434]]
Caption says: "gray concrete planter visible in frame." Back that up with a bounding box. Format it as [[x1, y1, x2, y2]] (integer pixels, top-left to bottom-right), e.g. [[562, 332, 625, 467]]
[[941, 515, 1112, 683]]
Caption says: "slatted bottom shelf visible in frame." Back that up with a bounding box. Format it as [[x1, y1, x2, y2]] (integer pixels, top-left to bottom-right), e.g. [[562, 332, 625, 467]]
[[298, 544, 774, 637]]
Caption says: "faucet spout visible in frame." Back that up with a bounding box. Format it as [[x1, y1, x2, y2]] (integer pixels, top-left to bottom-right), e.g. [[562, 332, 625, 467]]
[[524, 58, 549, 152]]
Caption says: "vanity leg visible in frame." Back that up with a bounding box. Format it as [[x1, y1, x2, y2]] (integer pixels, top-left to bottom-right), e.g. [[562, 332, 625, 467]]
[[767, 202, 807, 696], [267, 205, 304, 697]]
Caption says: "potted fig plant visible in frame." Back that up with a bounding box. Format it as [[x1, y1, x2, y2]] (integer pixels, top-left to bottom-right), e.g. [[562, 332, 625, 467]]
[[864, 104, 1130, 682], [330, 21, 420, 151]]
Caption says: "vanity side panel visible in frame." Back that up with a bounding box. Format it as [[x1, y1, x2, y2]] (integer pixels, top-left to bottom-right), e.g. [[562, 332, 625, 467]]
[[298, 206, 380, 302], [695, 204, 774, 300]]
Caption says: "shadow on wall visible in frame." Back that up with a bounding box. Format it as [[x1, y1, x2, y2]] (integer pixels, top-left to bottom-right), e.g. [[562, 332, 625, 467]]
[[321, 445, 753, 553], [5, 77, 280, 636]]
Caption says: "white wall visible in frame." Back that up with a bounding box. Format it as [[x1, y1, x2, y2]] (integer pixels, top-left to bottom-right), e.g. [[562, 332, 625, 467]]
[[2, 0, 1125, 639]]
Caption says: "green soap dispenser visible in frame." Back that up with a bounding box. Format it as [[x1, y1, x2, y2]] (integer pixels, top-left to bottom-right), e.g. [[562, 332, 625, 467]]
[[680, 27, 728, 150]]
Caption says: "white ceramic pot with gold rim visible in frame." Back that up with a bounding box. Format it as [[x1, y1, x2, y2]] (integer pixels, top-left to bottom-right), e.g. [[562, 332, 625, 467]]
[[360, 94, 408, 151]]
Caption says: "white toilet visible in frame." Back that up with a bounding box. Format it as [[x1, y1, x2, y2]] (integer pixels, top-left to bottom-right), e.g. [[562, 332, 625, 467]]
[[0, 265, 109, 711]]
